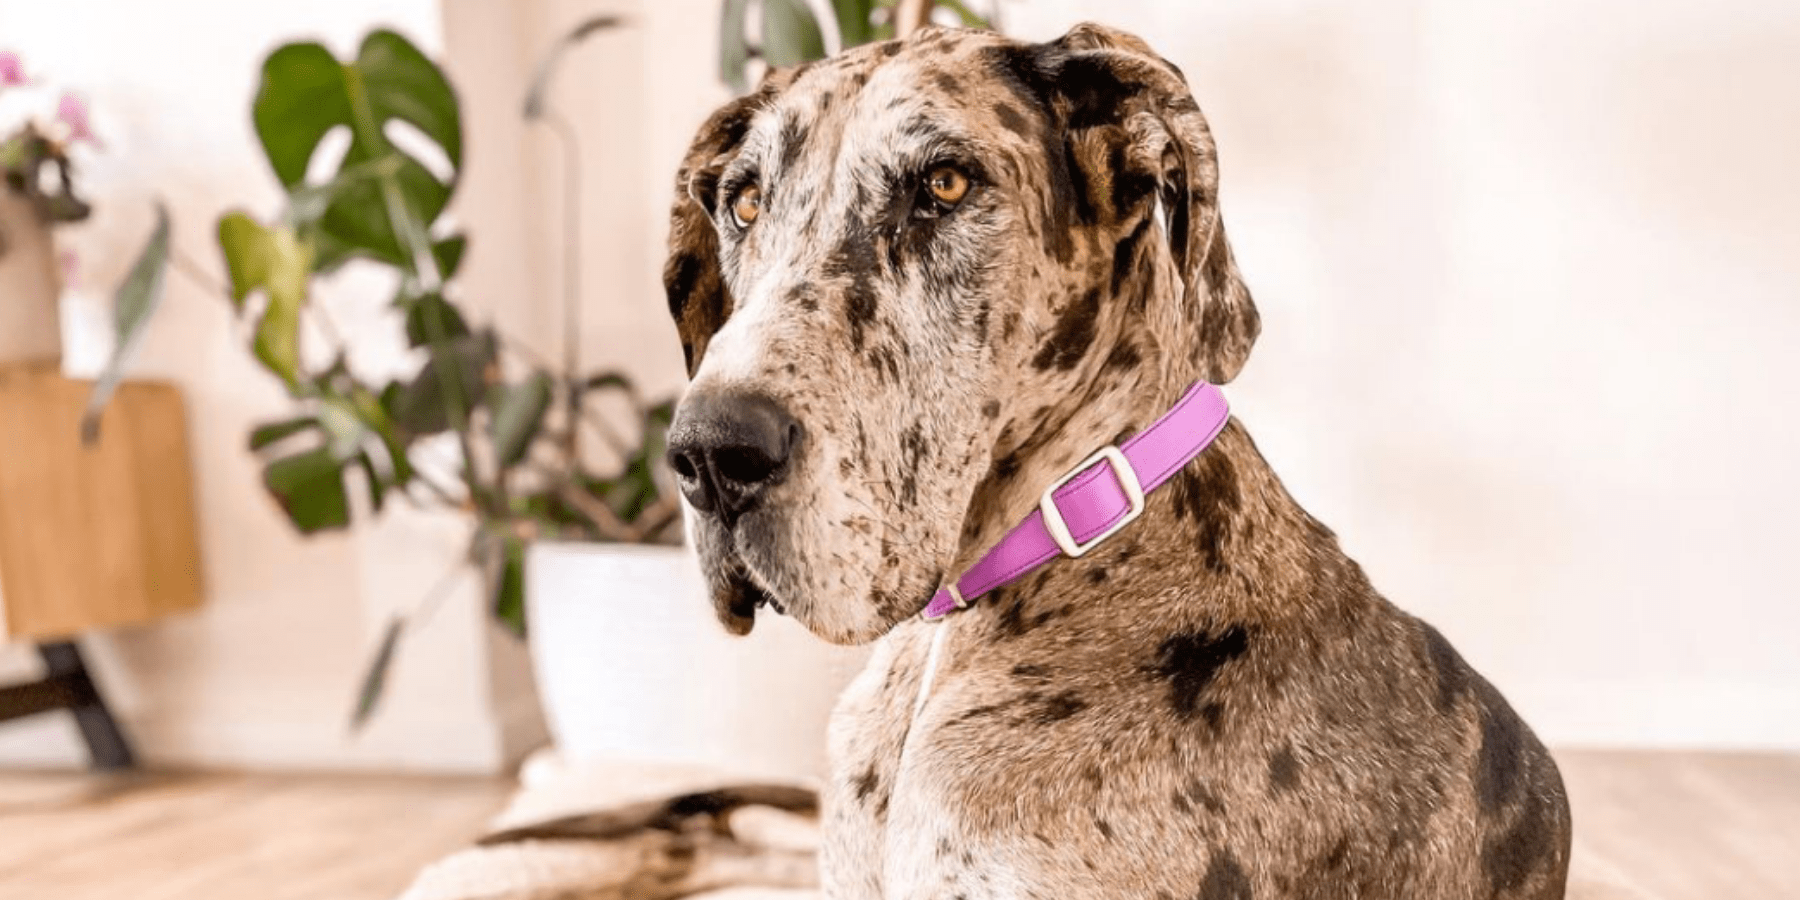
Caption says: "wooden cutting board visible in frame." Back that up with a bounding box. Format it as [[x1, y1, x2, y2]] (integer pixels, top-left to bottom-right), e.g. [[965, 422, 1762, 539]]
[[0, 363, 204, 640]]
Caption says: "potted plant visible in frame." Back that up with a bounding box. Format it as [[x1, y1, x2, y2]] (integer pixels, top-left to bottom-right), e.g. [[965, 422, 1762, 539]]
[[1, 52, 101, 366], [189, 20, 880, 777]]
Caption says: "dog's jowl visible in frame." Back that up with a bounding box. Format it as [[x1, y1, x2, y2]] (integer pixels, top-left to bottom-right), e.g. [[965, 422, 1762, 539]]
[[663, 22, 1571, 900]]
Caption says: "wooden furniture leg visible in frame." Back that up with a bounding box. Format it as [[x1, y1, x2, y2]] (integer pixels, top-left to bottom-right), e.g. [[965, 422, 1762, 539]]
[[0, 639, 136, 769]]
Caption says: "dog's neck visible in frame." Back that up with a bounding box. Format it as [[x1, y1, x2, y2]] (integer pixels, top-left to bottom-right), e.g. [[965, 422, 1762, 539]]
[[948, 287, 1332, 631]]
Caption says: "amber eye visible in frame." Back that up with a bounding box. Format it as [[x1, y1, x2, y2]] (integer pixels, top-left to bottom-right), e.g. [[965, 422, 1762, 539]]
[[926, 166, 970, 207], [731, 184, 762, 228]]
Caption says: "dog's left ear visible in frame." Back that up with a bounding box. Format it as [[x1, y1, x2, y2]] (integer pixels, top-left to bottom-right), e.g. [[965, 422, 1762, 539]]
[[1042, 23, 1260, 383], [664, 71, 795, 376]]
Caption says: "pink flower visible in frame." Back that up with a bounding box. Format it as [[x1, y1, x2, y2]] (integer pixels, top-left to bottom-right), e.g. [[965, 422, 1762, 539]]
[[0, 51, 24, 86], [57, 92, 97, 145]]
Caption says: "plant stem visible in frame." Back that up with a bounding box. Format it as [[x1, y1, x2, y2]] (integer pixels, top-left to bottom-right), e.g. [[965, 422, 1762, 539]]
[[342, 61, 488, 516], [543, 109, 585, 469]]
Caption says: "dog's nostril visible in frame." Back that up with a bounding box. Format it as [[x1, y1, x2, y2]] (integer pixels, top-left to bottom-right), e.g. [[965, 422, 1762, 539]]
[[713, 445, 780, 486], [671, 452, 699, 481]]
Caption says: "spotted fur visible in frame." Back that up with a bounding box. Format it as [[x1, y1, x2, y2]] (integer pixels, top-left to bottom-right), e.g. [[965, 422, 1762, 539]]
[[664, 22, 1570, 900]]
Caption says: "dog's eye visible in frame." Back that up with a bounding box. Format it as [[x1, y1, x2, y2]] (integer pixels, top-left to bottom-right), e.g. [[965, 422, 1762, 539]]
[[730, 184, 763, 229], [913, 165, 972, 220], [926, 166, 970, 207]]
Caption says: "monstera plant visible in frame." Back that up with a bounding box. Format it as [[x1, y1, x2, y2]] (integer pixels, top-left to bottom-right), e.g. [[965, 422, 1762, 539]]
[[205, 22, 677, 724], [719, 0, 992, 92]]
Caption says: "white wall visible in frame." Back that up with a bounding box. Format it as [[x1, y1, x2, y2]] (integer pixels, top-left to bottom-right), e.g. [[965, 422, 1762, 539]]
[[1001, 0, 1800, 747], [2, 0, 1792, 769], [0, 0, 544, 771]]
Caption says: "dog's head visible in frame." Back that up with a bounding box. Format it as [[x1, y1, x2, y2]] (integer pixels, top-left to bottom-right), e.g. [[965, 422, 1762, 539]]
[[663, 23, 1258, 643]]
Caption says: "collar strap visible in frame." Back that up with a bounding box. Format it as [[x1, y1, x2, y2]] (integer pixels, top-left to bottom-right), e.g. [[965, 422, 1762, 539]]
[[923, 381, 1231, 620]]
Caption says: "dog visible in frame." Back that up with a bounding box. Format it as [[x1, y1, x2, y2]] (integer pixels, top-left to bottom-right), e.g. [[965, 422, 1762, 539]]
[[662, 22, 1572, 900]]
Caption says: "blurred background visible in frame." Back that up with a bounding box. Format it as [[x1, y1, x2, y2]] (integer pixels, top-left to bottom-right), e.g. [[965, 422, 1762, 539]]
[[0, 0, 1795, 898]]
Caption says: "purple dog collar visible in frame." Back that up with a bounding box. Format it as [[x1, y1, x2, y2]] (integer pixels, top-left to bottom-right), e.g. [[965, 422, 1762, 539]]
[[922, 381, 1231, 620]]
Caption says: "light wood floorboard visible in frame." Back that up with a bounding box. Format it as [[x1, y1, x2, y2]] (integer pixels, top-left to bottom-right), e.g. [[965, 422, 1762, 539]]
[[0, 751, 1793, 900]]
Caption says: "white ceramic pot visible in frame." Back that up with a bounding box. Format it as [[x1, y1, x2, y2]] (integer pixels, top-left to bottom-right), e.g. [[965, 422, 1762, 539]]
[[525, 541, 867, 781], [0, 189, 63, 366]]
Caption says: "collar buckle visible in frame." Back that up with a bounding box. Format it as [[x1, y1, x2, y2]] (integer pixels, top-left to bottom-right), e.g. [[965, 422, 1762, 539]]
[[1039, 445, 1144, 558]]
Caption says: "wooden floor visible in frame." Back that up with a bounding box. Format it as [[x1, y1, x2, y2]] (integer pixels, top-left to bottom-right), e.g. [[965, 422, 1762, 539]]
[[0, 769, 512, 900], [0, 751, 1794, 900]]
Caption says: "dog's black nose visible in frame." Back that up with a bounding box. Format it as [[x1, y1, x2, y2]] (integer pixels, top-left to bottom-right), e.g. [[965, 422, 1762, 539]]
[[666, 392, 802, 521]]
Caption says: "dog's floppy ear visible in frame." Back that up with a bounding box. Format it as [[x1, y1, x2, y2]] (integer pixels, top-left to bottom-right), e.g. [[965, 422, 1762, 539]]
[[664, 73, 793, 376], [1039, 23, 1260, 383]]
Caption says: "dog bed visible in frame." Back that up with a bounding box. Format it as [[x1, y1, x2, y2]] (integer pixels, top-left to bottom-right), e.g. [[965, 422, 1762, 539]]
[[396, 750, 821, 900]]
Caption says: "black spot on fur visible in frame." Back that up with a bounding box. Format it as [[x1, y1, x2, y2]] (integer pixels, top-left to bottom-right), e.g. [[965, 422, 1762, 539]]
[[1474, 680, 1526, 813], [1086, 567, 1109, 584], [1032, 690, 1088, 724], [1056, 53, 1145, 133], [1483, 789, 1566, 897], [1112, 217, 1153, 299], [988, 451, 1022, 483], [1153, 627, 1250, 720], [1031, 288, 1103, 370], [1268, 744, 1301, 793], [932, 71, 961, 95], [1196, 847, 1252, 900], [994, 102, 1032, 139], [795, 286, 819, 313], [665, 252, 705, 319], [852, 765, 880, 803], [899, 421, 928, 506], [1419, 621, 1470, 712], [878, 40, 902, 58], [1169, 451, 1243, 573], [1174, 777, 1225, 816], [981, 399, 1001, 419], [1094, 816, 1115, 840], [777, 113, 808, 174], [1062, 140, 1100, 225], [826, 223, 882, 352], [1105, 341, 1142, 372], [1011, 663, 1051, 681]]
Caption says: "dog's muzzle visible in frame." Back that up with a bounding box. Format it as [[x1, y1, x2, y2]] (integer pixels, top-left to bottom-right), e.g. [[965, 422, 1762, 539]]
[[666, 391, 803, 526]]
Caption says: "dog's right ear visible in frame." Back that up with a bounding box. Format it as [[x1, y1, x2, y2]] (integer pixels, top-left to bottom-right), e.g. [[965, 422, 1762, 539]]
[[664, 73, 792, 376], [1019, 24, 1261, 384]]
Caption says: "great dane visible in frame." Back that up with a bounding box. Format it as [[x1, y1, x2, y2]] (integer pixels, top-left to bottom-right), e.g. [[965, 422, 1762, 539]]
[[662, 22, 1572, 900]]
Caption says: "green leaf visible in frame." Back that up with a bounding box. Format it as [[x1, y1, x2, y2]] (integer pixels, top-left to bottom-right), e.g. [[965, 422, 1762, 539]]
[[252, 30, 461, 267], [253, 276, 305, 389], [350, 615, 404, 732], [315, 139, 450, 267], [253, 43, 355, 188], [719, 0, 755, 94], [488, 371, 554, 469], [262, 445, 351, 533], [354, 450, 388, 514], [389, 330, 496, 436], [490, 535, 526, 637], [79, 202, 172, 444], [401, 291, 469, 348], [761, 0, 827, 68], [217, 211, 313, 388], [832, 0, 875, 48], [248, 416, 320, 451], [433, 234, 468, 280]]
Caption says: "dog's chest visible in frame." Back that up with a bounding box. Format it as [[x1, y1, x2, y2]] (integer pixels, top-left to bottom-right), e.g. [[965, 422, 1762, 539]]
[[821, 622, 942, 899]]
